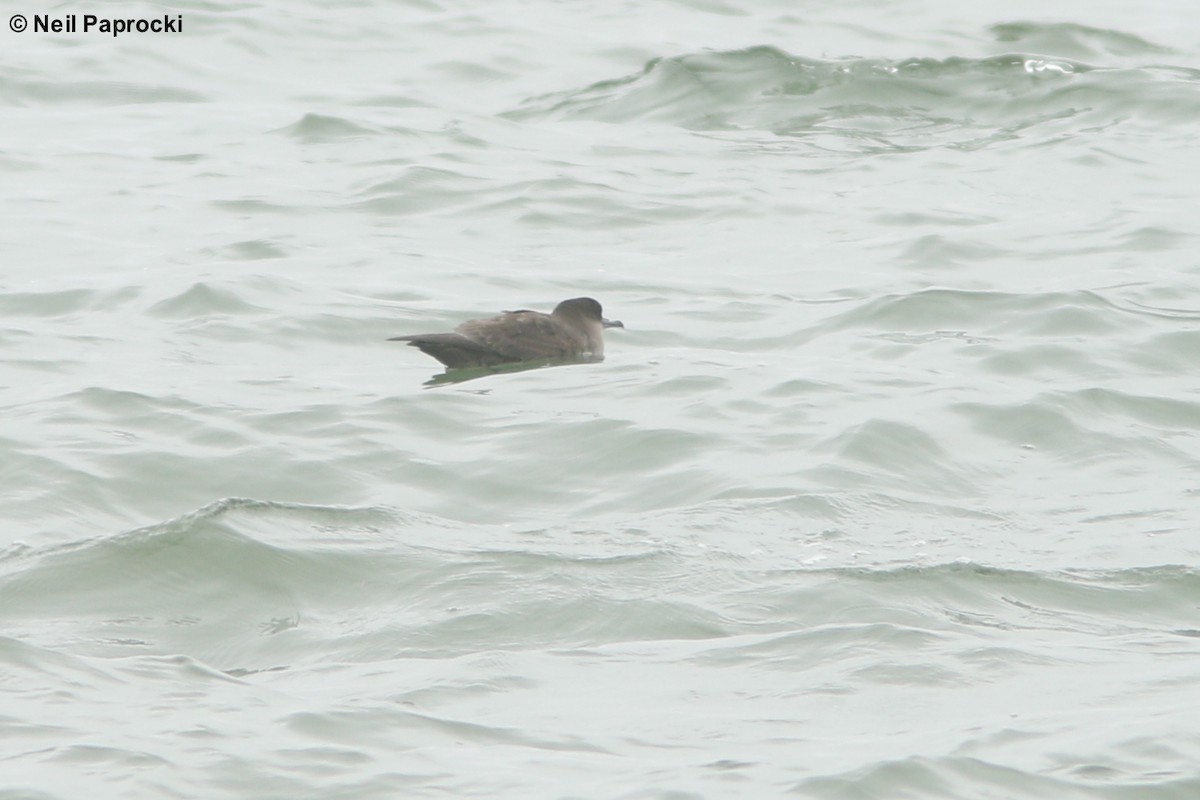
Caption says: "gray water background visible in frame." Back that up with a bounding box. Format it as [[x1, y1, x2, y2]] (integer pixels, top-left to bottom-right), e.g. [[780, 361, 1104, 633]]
[[2, 1, 1200, 797]]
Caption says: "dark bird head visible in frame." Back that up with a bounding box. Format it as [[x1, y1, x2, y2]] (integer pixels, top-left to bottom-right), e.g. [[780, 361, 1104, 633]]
[[554, 297, 624, 329]]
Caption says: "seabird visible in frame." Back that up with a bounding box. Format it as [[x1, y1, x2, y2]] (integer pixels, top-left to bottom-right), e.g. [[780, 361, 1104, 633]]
[[389, 297, 624, 369]]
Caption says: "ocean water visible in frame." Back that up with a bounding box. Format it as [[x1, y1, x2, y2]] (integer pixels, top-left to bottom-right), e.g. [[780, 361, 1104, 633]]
[[3, 0, 1200, 797]]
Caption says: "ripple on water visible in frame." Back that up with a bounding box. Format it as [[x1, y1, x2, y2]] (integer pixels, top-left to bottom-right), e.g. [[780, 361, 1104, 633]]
[[504, 45, 1200, 147]]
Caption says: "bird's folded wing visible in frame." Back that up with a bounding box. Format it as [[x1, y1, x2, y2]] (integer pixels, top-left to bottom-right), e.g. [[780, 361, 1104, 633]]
[[457, 312, 579, 361], [390, 333, 507, 368]]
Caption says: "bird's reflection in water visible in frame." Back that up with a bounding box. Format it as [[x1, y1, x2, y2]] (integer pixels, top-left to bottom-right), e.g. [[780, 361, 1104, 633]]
[[422, 355, 602, 388]]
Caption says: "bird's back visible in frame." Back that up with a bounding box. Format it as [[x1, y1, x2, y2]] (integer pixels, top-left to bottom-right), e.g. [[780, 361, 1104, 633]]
[[393, 309, 586, 368], [455, 310, 585, 362]]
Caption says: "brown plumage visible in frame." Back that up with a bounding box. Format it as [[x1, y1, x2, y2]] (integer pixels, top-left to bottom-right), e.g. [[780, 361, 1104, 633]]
[[389, 297, 624, 369]]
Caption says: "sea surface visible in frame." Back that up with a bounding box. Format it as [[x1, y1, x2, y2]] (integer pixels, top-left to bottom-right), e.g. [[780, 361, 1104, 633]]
[[3, 1, 1200, 797]]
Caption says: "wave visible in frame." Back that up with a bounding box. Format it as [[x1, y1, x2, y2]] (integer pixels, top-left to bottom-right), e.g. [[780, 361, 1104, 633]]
[[504, 45, 1200, 149], [794, 753, 1200, 798], [3, 498, 1198, 674]]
